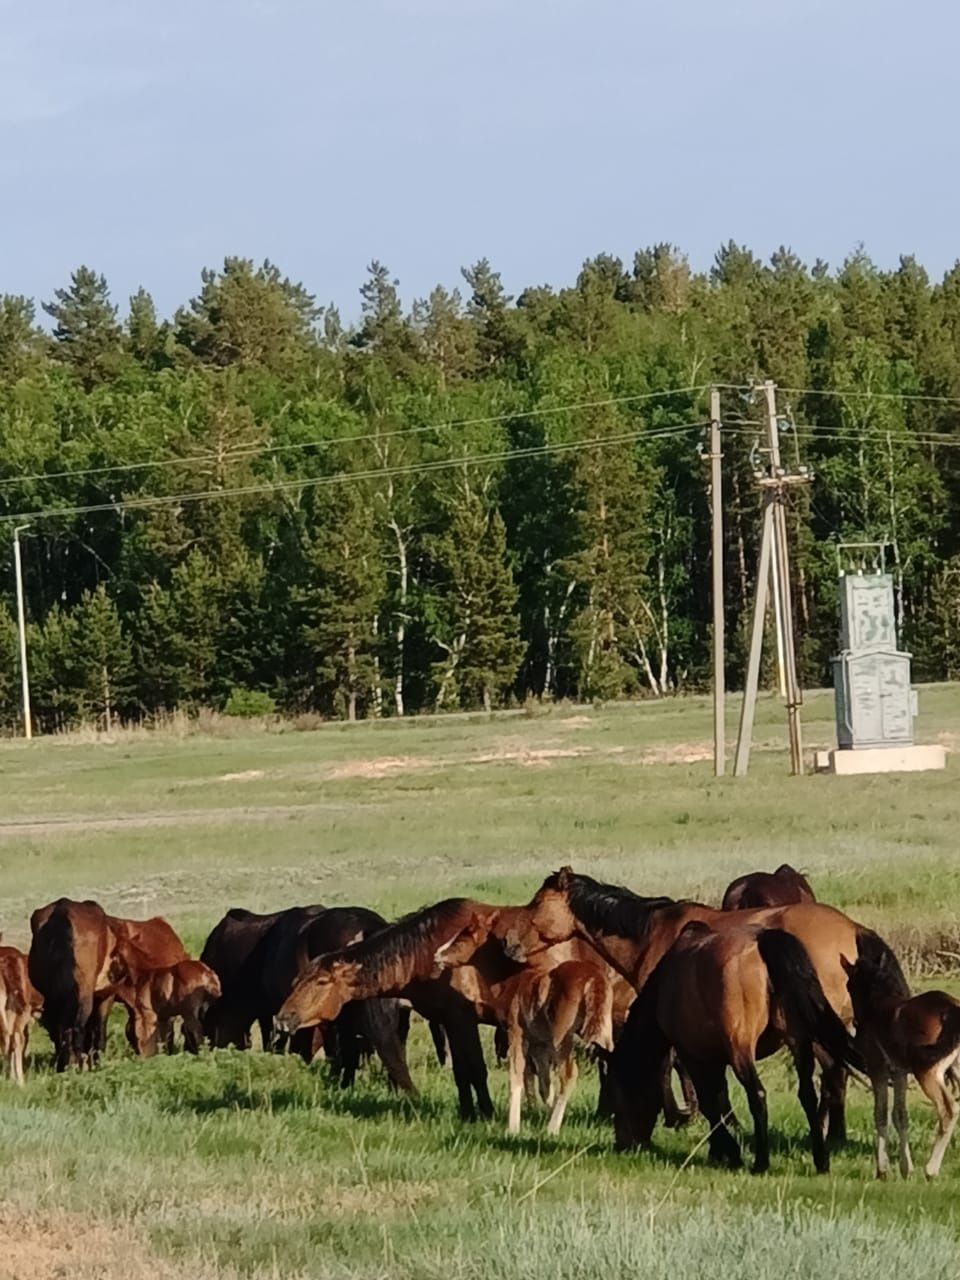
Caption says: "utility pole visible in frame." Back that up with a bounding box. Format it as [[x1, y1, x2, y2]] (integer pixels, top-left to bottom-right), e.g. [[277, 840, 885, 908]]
[[13, 524, 33, 740], [734, 381, 809, 776], [708, 388, 725, 776]]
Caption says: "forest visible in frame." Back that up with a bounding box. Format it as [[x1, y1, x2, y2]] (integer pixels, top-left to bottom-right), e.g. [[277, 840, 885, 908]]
[[1, 244, 960, 730]]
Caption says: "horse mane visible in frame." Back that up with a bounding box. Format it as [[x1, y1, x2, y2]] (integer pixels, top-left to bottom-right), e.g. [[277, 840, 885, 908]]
[[541, 870, 677, 941], [320, 898, 473, 986], [852, 929, 910, 1000]]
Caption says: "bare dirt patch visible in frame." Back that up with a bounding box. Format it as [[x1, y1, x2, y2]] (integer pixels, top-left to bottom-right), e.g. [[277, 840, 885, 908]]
[[328, 755, 433, 780], [636, 740, 715, 766], [217, 770, 265, 783], [0, 1205, 203, 1280]]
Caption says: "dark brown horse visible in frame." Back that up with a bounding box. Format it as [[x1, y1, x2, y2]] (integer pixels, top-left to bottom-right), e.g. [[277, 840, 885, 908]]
[[506, 867, 871, 1142], [610, 922, 862, 1172], [277, 897, 525, 1119], [843, 932, 960, 1178], [200, 907, 288, 1047], [28, 898, 116, 1070], [721, 864, 815, 911]]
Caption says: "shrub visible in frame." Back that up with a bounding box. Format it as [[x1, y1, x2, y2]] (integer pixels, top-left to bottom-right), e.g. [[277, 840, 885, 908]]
[[222, 687, 277, 718]]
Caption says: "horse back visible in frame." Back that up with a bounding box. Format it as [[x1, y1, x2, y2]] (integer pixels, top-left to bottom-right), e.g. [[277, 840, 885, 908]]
[[657, 929, 772, 1060]]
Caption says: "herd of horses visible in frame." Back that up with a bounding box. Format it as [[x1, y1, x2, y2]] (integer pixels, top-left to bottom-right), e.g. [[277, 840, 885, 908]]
[[4, 862, 960, 1180]]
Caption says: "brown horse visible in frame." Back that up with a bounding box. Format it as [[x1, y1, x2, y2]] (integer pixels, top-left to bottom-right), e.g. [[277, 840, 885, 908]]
[[121, 959, 222, 1056], [721, 864, 815, 911], [506, 867, 873, 1142], [29, 899, 116, 1070], [103, 914, 190, 1053], [277, 898, 518, 1119], [435, 913, 615, 1135], [843, 933, 960, 1178], [610, 921, 862, 1172], [0, 945, 42, 1084]]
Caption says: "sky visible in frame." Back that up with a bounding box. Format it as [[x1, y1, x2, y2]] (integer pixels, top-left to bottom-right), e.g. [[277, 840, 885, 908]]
[[1, 0, 958, 323]]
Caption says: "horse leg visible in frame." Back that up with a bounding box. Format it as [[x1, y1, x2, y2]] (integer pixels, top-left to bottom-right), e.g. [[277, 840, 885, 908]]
[[428, 1020, 447, 1067], [507, 1022, 525, 1135], [494, 1025, 509, 1065], [793, 1041, 829, 1174], [595, 1050, 614, 1120], [732, 1058, 768, 1174], [443, 1011, 485, 1121], [547, 1049, 578, 1137], [892, 1069, 914, 1177], [686, 1061, 742, 1169], [365, 1006, 418, 1097], [871, 1069, 892, 1179], [677, 1057, 699, 1120], [916, 1066, 958, 1178]]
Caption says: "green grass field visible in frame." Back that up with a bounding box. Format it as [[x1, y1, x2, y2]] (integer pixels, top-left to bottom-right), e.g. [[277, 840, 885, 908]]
[[1, 688, 959, 1279]]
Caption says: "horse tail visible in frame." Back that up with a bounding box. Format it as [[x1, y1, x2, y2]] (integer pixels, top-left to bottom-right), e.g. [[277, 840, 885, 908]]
[[30, 904, 83, 1058], [608, 952, 671, 1150], [580, 970, 614, 1053], [756, 929, 862, 1072]]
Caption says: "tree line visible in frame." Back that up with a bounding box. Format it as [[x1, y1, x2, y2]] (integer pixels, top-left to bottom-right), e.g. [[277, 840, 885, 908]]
[[1, 245, 960, 731]]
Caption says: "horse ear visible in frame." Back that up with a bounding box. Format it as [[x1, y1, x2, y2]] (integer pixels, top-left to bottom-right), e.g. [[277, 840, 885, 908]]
[[555, 866, 573, 889]]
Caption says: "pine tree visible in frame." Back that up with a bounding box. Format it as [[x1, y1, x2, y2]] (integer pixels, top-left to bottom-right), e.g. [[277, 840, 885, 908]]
[[175, 257, 319, 373], [136, 552, 224, 710], [43, 266, 122, 387], [70, 586, 134, 729], [428, 484, 523, 711], [126, 287, 170, 369], [299, 483, 385, 720], [0, 295, 48, 382], [0, 602, 20, 729]]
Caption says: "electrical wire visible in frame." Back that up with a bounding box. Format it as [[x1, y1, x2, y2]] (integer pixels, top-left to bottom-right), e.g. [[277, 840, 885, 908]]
[[0, 421, 707, 525], [0, 384, 709, 490]]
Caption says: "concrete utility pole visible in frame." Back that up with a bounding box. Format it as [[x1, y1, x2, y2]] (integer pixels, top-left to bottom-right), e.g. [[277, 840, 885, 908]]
[[734, 381, 809, 776], [708, 388, 725, 776], [13, 524, 32, 740]]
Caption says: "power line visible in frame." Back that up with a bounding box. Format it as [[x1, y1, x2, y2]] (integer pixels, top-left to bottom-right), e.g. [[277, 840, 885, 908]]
[[0, 384, 709, 490], [717, 382, 960, 408], [0, 421, 706, 526]]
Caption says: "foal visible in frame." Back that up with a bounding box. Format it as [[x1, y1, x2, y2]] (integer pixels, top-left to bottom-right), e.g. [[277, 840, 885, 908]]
[[435, 914, 615, 1136], [117, 959, 222, 1055], [0, 945, 42, 1084], [843, 934, 960, 1179]]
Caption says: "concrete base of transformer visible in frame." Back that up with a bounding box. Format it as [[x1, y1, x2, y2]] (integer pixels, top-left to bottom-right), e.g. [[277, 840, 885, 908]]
[[813, 745, 947, 775]]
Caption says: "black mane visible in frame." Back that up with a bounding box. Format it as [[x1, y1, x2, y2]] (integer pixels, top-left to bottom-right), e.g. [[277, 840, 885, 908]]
[[324, 898, 471, 974], [850, 929, 910, 1002], [543, 870, 678, 940]]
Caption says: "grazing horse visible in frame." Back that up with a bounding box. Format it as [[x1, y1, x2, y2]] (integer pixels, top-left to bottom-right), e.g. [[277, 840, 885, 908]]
[[434, 914, 615, 1135], [121, 959, 222, 1056], [104, 913, 191, 1053], [29, 899, 116, 1070], [200, 907, 288, 1047], [0, 945, 42, 1084], [277, 897, 521, 1120], [506, 867, 876, 1143], [264, 905, 417, 1095], [843, 934, 960, 1179], [721, 864, 815, 911], [610, 922, 862, 1173]]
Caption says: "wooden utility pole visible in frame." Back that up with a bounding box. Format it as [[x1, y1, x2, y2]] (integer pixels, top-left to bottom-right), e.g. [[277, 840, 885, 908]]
[[709, 388, 725, 776], [734, 381, 809, 776]]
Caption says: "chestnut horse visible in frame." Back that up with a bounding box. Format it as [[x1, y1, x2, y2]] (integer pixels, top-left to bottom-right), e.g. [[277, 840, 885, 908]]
[[119, 959, 222, 1056], [434, 913, 615, 1135], [843, 932, 960, 1178], [721, 864, 815, 911], [610, 922, 862, 1172], [506, 867, 875, 1142], [277, 897, 528, 1119], [103, 914, 190, 1054], [0, 945, 42, 1084], [29, 898, 116, 1070]]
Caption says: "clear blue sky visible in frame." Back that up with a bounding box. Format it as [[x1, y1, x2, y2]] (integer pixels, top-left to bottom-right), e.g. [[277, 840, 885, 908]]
[[2, 0, 957, 321]]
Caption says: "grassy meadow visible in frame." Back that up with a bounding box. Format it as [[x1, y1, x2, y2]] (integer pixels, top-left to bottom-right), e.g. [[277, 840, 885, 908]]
[[1, 687, 959, 1279]]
